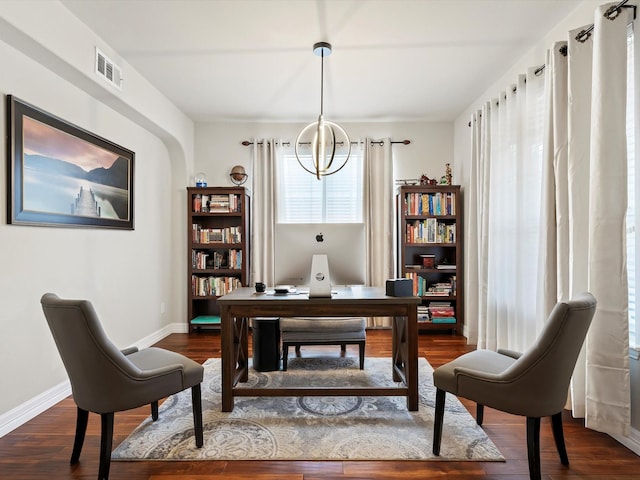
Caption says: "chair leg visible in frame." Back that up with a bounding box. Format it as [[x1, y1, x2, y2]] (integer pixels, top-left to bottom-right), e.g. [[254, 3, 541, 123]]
[[151, 401, 159, 421], [432, 388, 446, 456], [359, 341, 365, 370], [295, 345, 301, 357], [191, 384, 204, 448], [476, 403, 484, 426], [282, 344, 289, 371], [551, 411, 569, 466], [526, 417, 542, 480], [98, 412, 114, 480], [70, 407, 89, 464]]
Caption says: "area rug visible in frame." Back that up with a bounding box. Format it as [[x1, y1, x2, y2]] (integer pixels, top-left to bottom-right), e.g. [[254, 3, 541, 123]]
[[112, 357, 504, 461]]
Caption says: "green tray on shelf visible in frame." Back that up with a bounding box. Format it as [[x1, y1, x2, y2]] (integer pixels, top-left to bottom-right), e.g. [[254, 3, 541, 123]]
[[190, 315, 221, 325]]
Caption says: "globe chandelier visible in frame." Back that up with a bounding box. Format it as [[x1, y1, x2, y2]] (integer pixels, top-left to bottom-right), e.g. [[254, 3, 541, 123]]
[[295, 42, 351, 179]]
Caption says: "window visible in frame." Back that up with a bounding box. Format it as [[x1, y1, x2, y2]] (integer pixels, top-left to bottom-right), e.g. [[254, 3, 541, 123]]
[[276, 147, 364, 223]]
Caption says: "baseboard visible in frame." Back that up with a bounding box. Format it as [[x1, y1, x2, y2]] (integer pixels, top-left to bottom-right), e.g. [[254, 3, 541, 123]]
[[126, 322, 187, 348], [0, 379, 71, 438], [0, 321, 186, 438], [611, 427, 640, 456]]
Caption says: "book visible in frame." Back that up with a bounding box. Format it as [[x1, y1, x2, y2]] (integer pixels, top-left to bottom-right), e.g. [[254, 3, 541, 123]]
[[432, 317, 456, 324], [427, 218, 437, 243]]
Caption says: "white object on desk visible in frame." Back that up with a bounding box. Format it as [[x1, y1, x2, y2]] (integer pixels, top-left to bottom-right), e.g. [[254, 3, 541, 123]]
[[309, 254, 332, 298]]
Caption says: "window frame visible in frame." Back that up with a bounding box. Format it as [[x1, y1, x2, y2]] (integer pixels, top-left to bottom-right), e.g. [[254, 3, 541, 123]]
[[275, 146, 364, 224]]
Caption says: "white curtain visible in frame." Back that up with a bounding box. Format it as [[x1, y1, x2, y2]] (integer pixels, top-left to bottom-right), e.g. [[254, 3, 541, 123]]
[[467, 102, 491, 345], [585, 8, 630, 436], [467, 70, 546, 351], [540, 4, 630, 434], [250, 139, 281, 288], [468, 2, 631, 437], [364, 138, 394, 328]]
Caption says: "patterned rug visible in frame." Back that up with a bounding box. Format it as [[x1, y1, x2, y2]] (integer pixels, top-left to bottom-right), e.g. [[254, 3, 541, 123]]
[[112, 357, 504, 461]]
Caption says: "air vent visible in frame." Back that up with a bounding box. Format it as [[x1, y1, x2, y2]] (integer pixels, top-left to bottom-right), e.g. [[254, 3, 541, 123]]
[[95, 47, 122, 90]]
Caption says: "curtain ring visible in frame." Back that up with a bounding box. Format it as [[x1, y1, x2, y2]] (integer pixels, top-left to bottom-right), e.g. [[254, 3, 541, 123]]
[[604, 5, 621, 20], [576, 29, 592, 43]]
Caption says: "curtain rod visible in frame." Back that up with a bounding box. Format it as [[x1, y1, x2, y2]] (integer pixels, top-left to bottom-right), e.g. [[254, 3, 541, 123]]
[[241, 139, 411, 146], [534, 44, 568, 76], [576, 0, 635, 43], [535, 0, 633, 76], [468, 0, 634, 128]]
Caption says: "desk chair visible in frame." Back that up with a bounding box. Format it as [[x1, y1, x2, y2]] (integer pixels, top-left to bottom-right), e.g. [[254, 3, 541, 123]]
[[41, 293, 204, 480], [280, 317, 366, 370], [431, 292, 596, 480]]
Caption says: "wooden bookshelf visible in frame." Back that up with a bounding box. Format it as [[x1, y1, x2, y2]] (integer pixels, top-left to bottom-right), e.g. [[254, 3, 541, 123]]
[[187, 186, 250, 332], [396, 185, 463, 332]]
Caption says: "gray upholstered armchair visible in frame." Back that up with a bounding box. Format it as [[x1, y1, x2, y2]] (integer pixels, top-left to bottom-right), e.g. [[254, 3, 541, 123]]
[[41, 293, 204, 480], [432, 292, 597, 480]]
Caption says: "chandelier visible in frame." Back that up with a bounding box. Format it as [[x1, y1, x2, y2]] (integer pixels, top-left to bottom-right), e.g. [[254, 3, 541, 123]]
[[295, 42, 351, 179]]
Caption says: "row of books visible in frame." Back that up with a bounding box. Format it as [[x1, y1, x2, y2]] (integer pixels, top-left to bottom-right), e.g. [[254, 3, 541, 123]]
[[417, 303, 456, 323], [404, 273, 456, 297], [192, 193, 242, 213], [405, 263, 456, 271], [427, 301, 457, 323], [405, 219, 456, 243], [404, 191, 455, 216], [192, 249, 242, 270], [191, 275, 241, 297], [192, 224, 242, 244]]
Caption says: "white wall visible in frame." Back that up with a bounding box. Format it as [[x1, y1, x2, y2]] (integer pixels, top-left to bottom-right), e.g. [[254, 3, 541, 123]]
[[0, 38, 172, 415], [0, 0, 196, 432], [194, 121, 453, 187]]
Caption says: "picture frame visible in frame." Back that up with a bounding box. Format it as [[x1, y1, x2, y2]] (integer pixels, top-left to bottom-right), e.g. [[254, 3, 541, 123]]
[[6, 95, 134, 229]]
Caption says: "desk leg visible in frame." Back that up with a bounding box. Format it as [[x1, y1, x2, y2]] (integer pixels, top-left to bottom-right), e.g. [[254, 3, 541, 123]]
[[391, 316, 402, 382], [406, 306, 419, 411], [220, 305, 235, 412], [239, 317, 249, 382], [391, 308, 419, 411]]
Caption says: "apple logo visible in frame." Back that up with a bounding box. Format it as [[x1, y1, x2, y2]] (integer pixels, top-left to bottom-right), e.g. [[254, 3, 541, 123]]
[[315, 232, 324, 242]]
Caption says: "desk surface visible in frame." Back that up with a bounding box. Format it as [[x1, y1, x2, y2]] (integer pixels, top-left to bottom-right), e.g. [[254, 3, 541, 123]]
[[218, 286, 421, 306]]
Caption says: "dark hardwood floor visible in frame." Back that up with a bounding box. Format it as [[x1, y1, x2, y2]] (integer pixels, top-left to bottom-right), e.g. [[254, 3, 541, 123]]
[[1, 329, 639, 479]]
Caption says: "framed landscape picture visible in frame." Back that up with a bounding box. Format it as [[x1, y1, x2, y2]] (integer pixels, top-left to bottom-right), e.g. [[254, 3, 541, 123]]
[[6, 95, 134, 229]]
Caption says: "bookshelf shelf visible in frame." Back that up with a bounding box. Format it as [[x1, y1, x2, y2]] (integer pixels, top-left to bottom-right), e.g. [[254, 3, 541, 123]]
[[187, 186, 250, 332], [396, 185, 463, 333]]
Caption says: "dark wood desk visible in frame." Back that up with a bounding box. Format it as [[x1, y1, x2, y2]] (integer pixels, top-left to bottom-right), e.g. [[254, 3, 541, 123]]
[[218, 286, 421, 412]]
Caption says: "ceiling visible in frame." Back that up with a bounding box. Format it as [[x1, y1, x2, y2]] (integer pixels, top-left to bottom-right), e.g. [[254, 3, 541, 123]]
[[60, 0, 582, 124]]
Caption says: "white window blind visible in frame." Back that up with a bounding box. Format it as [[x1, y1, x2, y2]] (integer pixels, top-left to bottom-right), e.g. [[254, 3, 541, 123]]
[[276, 148, 364, 223]]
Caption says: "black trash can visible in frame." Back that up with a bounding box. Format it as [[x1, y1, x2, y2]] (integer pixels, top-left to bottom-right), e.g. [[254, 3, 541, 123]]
[[252, 317, 281, 371]]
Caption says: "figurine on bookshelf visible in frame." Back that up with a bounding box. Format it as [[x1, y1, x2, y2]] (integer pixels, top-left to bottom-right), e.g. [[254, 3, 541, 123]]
[[439, 164, 453, 185], [420, 174, 438, 186]]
